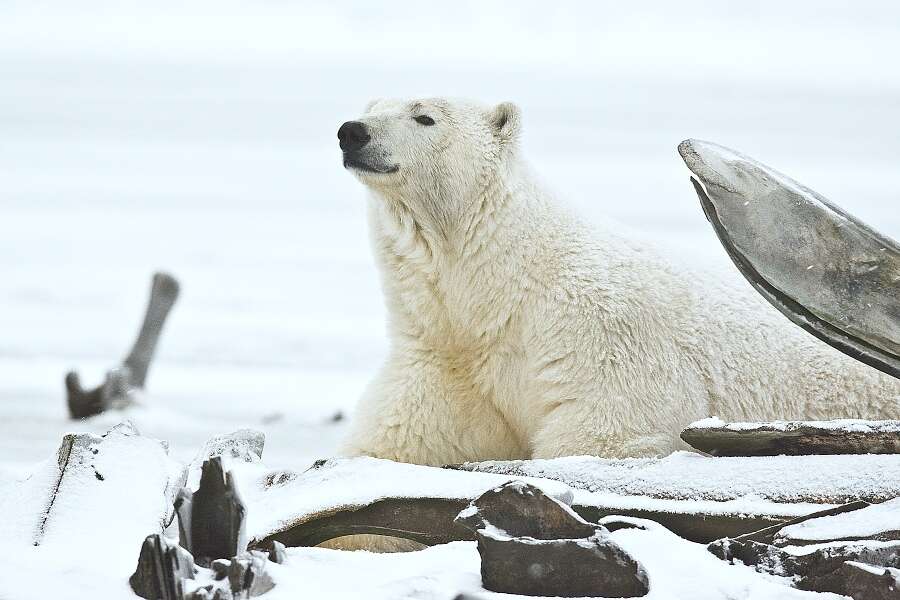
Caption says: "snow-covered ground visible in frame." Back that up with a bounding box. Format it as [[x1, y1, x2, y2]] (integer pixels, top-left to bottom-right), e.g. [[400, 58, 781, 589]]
[[1, 2, 899, 597]]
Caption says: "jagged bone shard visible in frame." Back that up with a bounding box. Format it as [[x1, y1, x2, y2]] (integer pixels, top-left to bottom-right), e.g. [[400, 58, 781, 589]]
[[678, 140, 900, 378], [66, 271, 180, 418]]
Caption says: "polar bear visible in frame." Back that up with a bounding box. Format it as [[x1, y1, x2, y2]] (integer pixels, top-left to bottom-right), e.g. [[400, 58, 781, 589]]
[[337, 97, 900, 464]]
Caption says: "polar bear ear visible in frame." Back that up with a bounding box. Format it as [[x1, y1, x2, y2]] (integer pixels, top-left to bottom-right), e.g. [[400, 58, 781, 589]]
[[487, 102, 521, 143], [364, 98, 383, 113]]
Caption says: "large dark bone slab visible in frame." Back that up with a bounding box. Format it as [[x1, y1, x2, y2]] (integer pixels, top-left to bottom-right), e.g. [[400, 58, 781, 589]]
[[678, 139, 900, 379], [177, 457, 248, 567], [681, 419, 900, 456], [456, 482, 648, 598], [66, 271, 180, 419]]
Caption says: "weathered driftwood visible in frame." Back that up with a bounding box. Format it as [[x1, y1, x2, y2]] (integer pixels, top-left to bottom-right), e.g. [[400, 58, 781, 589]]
[[681, 419, 900, 457], [130, 534, 196, 600], [710, 538, 900, 595], [178, 457, 247, 566], [678, 139, 900, 379], [842, 562, 900, 600], [66, 271, 180, 419], [455, 482, 648, 598]]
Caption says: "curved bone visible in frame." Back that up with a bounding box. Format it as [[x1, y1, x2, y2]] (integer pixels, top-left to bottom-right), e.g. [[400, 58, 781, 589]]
[[678, 139, 900, 379], [248, 494, 790, 549], [125, 271, 180, 388], [66, 272, 179, 418]]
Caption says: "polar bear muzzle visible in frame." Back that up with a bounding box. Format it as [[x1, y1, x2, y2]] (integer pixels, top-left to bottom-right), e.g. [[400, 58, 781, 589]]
[[337, 120, 399, 175]]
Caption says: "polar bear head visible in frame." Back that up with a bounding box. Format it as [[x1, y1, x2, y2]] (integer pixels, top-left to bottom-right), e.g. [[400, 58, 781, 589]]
[[337, 97, 521, 232]]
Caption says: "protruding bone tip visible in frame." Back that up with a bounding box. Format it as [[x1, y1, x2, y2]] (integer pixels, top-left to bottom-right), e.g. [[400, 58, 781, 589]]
[[152, 271, 180, 298]]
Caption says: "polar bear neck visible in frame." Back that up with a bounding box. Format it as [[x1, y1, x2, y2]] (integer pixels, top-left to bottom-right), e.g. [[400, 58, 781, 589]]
[[367, 160, 560, 350]]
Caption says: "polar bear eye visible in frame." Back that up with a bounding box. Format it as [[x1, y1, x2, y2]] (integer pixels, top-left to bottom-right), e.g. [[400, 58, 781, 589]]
[[413, 115, 436, 126]]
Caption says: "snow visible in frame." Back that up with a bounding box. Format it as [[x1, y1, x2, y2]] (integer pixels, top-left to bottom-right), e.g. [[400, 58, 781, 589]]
[[777, 498, 900, 544], [688, 418, 900, 433], [462, 452, 900, 506], [2, 1, 900, 598]]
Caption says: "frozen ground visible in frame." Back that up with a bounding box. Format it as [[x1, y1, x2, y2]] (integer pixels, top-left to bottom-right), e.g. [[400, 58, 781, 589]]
[[1, 2, 899, 597]]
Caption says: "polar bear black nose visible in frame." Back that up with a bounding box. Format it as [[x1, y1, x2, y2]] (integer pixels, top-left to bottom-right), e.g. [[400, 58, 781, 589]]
[[337, 121, 371, 152]]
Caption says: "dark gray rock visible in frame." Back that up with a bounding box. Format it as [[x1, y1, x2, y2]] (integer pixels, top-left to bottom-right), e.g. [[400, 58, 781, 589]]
[[476, 528, 648, 598], [456, 482, 647, 598], [454, 481, 596, 540]]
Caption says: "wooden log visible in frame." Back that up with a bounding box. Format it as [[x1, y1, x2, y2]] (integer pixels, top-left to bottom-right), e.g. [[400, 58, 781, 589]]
[[681, 419, 900, 456]]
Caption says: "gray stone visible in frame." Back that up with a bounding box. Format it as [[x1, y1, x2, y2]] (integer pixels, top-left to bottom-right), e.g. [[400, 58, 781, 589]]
[[456, 482, 647, 598], [454, 481, 597, 540], [476, 528, 648, 598]]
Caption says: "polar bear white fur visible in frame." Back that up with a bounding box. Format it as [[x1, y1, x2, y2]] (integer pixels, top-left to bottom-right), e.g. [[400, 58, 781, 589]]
[[339, 97, 900, 464]]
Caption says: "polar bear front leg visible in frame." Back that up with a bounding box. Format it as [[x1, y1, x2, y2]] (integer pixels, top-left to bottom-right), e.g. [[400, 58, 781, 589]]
[[529, 398, 683, 459], [341, 352, 526, 466]]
